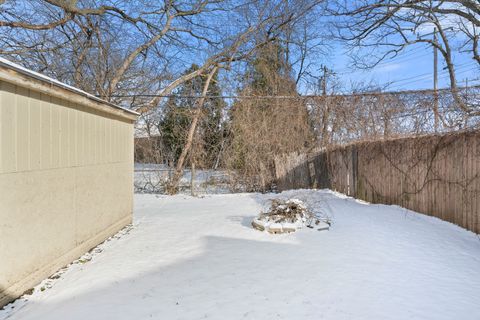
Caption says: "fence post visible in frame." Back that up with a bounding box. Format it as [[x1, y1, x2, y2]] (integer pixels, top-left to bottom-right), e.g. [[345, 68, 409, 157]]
[[353, 145, 358, 197]]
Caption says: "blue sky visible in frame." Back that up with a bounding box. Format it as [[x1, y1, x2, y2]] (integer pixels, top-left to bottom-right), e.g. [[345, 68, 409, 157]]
[[316, 8, 480, 94], [328, 44, 479, 92], [6, 1, 477, 96]]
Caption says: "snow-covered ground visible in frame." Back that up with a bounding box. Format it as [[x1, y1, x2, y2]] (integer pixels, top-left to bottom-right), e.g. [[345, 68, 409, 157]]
[[2, 189, 480, 320]]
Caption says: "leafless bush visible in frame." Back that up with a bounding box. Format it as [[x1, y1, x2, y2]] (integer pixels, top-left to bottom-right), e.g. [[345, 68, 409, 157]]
[[223, 97, 314, 192], [134, 85, 480, 194], [134, 168, 170, 194], [309, 86, 480, 147]]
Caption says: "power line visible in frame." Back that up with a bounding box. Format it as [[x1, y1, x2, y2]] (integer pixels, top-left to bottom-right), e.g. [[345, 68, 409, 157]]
[[387, 62, 479, 90], [106, 84, 480, 100]]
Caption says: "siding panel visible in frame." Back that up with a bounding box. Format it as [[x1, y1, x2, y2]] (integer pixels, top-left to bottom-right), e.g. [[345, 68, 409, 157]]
[[0, 69, 136, 308], [16, 86, 30, 172], [1, 81, 17, 173], [30, 91, 42, 170]]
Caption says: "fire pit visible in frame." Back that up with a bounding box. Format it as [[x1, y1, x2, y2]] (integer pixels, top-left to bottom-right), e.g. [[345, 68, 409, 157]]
[[252, 198, 330, 234]]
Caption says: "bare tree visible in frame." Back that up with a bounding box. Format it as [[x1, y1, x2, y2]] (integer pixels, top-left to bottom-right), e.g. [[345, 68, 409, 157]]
[[166, 66, 218, 194], [1, 0, 337, 195], [458, 16, 480, 66], [0, 0, 224, 101], [330, 0, 480, 112]]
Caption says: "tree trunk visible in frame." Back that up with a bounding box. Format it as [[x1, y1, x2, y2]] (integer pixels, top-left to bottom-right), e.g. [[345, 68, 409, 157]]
[[166, 66, 218, 194]]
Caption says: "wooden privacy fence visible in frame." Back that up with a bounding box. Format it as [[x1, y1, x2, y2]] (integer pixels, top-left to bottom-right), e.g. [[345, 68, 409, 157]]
[[274, 130, 480, 234]]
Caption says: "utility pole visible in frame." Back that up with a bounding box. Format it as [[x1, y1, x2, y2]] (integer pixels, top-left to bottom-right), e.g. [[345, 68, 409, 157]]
[[321, 65, 327, 96], [464, 77, 470, 112], [433, 27, 439, 132], [320, 65, 330, 147]]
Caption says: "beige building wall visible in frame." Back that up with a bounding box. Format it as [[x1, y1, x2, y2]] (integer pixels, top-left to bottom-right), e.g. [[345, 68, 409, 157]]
[[0, 63, 137, 307]]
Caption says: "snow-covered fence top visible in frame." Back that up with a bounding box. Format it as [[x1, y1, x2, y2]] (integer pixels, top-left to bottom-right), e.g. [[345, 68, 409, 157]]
[[275, 130, 480, 234], [0, 59, 138, 307]]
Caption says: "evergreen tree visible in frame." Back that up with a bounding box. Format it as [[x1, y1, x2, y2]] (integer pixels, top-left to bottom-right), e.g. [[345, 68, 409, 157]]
[[159, 64, 226, 167], [160, 95, 191, 164], [201, 70, 226, 168], [226, 40, 313, 191], [249, 41, 296, 96]]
